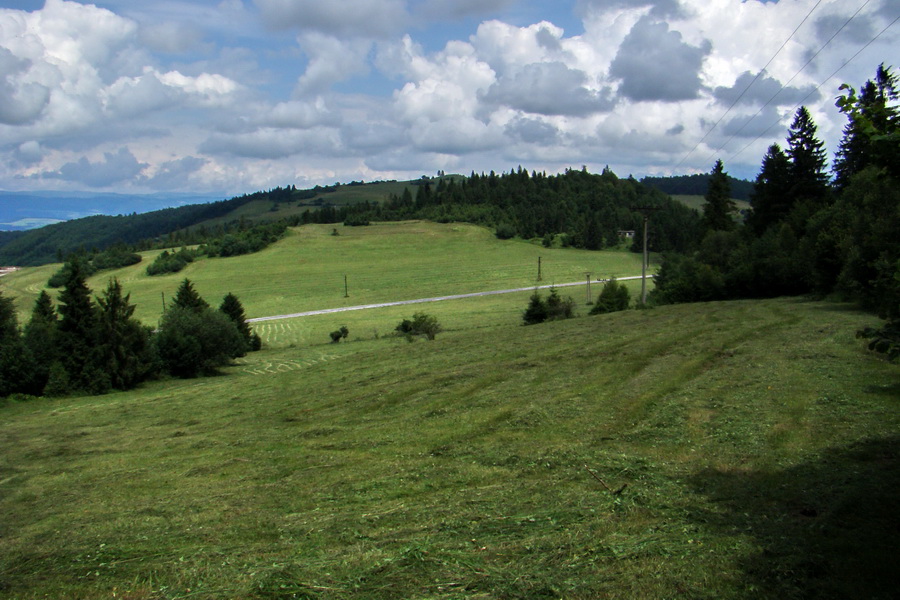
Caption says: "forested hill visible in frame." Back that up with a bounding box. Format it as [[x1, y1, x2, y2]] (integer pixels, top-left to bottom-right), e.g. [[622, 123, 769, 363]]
[[641, 173, 754, 200], [0, 194, 257, 266], [0, 169, 702, 266], [341, 167, 702, 254]]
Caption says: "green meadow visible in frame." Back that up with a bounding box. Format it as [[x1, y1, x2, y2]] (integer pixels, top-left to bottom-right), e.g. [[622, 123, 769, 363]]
[[2, 221, 647, 339], [1, 221, 897, 599]]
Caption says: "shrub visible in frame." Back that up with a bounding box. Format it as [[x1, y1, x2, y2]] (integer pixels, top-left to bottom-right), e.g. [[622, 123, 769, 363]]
[[495, 223, 517, 240], [329, 326, 350, 343], [650, 254, 726, 305], [396, 313, 442, 341], [329, 326, 349, 343], [591, 278, 631, 314], [523, 287, 576, 325], [153, 306, 246, 378], [146, 248, 200, 276]]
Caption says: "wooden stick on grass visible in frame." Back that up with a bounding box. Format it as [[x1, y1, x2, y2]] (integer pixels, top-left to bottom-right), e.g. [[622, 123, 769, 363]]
[[584, 465, 627, 495]]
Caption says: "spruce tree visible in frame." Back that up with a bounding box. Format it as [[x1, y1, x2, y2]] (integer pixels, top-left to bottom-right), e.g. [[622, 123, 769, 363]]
[[171, 278, 210, 313], [22, 291, 57, 395], [56, 258, 102, 392], [748, 144, 792, 234], [834, 64, 899, 188], [786, 106, 830, 210], [0, 292, 33, 397], [219, 292, 258, 352], [701, 159, 736, 231], [96, 278, 154, 390]]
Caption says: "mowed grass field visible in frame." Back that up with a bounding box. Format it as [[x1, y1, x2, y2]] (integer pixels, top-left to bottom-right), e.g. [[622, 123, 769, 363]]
[[1, 221, 648, 347], [0, 294, 897, 599]]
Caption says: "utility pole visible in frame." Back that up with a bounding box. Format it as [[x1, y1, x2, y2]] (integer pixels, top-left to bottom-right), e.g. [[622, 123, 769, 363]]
[[344, 275, 349, 298], [537, 256, 542, 281], [631, 206, 661, 305], [585, 272, 592, 304], [161, 292, 166, 313]]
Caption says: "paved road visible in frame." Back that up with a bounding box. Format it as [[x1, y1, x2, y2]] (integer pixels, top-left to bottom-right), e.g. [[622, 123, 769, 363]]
[[247, 275, 648, 323]]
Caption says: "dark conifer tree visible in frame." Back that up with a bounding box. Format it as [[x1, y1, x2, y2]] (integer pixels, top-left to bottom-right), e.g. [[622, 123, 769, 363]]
[[701, 159, 736, 231], [0, 292, 33, 397], [95, 278, 154, 390], [748, 143, 792, 234], [56, 257, 102, 392], [171, 278, 210, 313], [785, 106, 830, 210], [22, 291, 57, 395], [219, 292, 259, 352], [833, 63, 899, 188]]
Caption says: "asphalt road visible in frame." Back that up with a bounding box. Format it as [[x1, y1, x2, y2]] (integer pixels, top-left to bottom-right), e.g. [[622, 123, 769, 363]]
[[247, 275, 648, 323]]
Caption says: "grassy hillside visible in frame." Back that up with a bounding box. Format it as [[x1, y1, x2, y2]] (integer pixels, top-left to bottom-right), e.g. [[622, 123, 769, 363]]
[[0, 296, 896, 599], [1, 222, 649, 340]]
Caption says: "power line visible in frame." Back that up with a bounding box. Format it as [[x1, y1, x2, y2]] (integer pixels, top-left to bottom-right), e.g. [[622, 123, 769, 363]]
[[674, 0, 826, 171], [708, 0, 874, 164], [725, 12, 900, 165]]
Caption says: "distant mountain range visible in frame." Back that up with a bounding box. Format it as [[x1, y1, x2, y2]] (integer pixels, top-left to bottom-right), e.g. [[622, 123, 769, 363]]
[[0, 190, 225, 231]]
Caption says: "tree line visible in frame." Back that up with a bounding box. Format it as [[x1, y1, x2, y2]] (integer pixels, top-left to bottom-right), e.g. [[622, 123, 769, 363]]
[[652, 64, 899, 357], [641, 173, 754, 201], [0, 261, 260, 399], [332, 166, 702, 254]]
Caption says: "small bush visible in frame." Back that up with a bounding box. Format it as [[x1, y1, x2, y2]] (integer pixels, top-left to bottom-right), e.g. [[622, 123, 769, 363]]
[[523, 287, 576, 325], [495, 223, 517, 239], [146, 247, 200, 276], [329, 326, 349, 343], [396, 313, 442, 341], [858, 320, 900, 361], [591, 278, 631, 314]]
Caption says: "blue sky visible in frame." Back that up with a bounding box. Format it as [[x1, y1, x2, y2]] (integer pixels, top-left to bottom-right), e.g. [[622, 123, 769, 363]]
[[0, 0, 896, 196]]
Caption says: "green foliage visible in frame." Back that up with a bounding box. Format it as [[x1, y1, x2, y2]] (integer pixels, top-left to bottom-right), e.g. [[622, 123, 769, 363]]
[[522, 290, 549, 325], [21, 291, 57, 395], [329, 325, 350, 343], [785, 106, 831, 213], [171, 278, 210, 313], [657, 67, 898, 317], [154, 306, 246, 378], [650, 253, 725, 305], [0, 292, 34, 397], [642, 172, 754, 200], [42, 361, 71, 397], [834, 63, 899, 187], [591, 278, 631, 314], [204, 221, 288, 257], [747, 143, 792, 235], [395, 312, 442, 340], [523, 287, 576, 325], [374, 167, 702, 254], [95, 278, 156, 390], [146, 247, 199, 276], [55, 258, 101, 392], [701, 160, 736, 232], [494, 222, 517, 239], [47, 259, 93, 289], [220, 292, 259, 353], [0, 195, 259, 267]]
